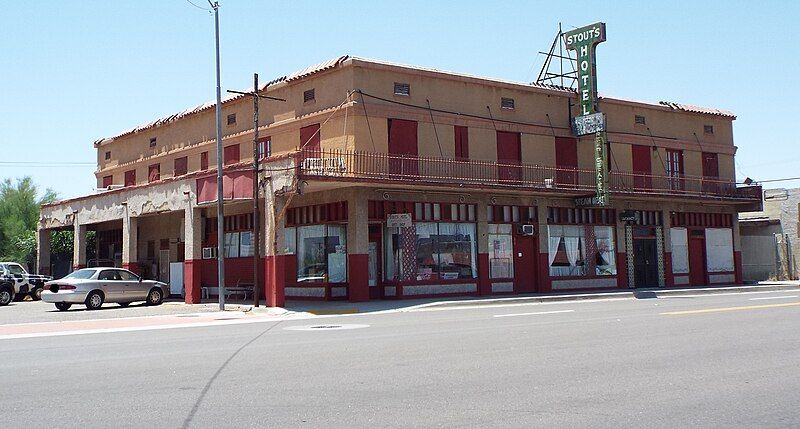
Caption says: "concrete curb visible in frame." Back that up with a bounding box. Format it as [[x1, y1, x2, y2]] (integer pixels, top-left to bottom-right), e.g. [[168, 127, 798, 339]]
[[412, 283, 800, 310]]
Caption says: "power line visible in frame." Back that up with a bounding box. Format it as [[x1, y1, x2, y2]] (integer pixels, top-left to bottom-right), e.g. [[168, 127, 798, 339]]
[[184, 0, 212, 11], [0, 161, 94, 166]]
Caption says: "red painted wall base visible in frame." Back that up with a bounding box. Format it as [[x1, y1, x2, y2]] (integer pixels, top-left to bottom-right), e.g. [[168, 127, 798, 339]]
[[348, 254, 369, 302], [184, 260, 202, 304], [477, 253, 490, 295], [264, 255, 287, 307], [734, 251, 743, 284], [122, 262, 140, 275]]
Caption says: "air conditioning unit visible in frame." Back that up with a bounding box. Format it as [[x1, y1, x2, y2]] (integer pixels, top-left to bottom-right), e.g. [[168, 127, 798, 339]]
[[202, 247, 217, 259], [544, 178, 555, 188], [519, 224, 535, 236]]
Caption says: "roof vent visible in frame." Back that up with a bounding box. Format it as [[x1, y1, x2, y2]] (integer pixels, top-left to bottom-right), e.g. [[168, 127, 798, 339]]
[[501, 97, 515, 110]]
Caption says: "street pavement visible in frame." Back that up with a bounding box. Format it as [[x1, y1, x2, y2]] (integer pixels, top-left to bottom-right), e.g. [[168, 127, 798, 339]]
[[3, 289, 800, 428]]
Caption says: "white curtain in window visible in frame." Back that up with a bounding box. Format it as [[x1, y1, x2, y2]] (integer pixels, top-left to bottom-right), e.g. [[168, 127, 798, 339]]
[[239, 231, 254, 257], [223, 232, 240, 258], [705, 228, 734, 272], [565, 237, 580, 274], [284, 227, 296, 255], [670, 227, 689, 274]]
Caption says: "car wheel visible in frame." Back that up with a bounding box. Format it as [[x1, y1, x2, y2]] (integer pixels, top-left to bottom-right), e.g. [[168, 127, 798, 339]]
[[118, 302, 130, 307], [0, 288, 12, 306], [31, 287, 43, 301], [55, 302, 72, 311], [85, 291, 104, 310], [146, 288, 163, 306]]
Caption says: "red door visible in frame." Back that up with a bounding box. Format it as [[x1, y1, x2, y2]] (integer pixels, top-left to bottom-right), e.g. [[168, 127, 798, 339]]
[[300, 123, 321, 156], [513, 233, 538, 293], [688, 231, 707, 286], [555, 137, 578, 186], [496, 131, 521, 182], [631, 145, 652, 189], [388, 119, 418, 176]]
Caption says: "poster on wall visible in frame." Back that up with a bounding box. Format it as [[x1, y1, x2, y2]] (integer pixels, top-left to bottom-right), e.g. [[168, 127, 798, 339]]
[[705, 228, 734, 273], [670, 227, 689, 274]]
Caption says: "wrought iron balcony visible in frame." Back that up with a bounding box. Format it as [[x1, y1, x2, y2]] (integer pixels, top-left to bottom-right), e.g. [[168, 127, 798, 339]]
[[294, 150, 762, 202]]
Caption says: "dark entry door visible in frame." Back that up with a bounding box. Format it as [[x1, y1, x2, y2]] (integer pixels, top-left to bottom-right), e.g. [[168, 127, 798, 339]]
[[633, 238, 658, 288], [368, 225, 382, 299], [388, 119, 418, 176], [496, 131, 521, 182], [513, 233, 537, 293], [688, 232, 707, 286]]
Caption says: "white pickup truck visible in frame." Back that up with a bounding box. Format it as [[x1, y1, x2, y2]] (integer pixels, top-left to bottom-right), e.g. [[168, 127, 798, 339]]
[[0, 262, 52, 306]]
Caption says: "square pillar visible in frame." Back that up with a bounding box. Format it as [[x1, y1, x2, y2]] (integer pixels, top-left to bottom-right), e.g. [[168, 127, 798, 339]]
[[36, 228, 51, 276], [662, 209, 674, 287], [122, 214, 139, 274], [732, 215, 743, 284], [347, 189, 369, 302], [536, 203, 552, 293], [184, 206, 203, 304], [476, 196, 491, 295], [264, 191, 286, 307], [73, 221, 87, 270]]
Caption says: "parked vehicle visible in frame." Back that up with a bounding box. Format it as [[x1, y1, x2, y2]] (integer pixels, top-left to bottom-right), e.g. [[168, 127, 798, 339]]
[[41, 268, 169, 311], [0, 262, 52, 305]]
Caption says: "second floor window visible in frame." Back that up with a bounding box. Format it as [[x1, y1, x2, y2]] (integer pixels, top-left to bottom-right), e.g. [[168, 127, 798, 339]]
[[148, 164, 160, 182], [666, 150, 684, 177], [174, 157, 188, 176], [124, 170, 136, 187], [149, 137, 157, 148], [105, 151, 111, 160], [227, 114, 236, 125], [258, 136, 271, 159], [200, 151, 209, 171]]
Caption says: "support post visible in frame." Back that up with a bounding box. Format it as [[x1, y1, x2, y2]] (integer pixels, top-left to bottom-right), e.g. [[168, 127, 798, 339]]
[[264, 188, 286, 307], [210, 0, 225, 311], [347, 189, 369, 302], [184, 206, 203, 303], [73, 218, 87, 270], [252, 73, 261, 307], [121, 214, 139, 275], [36, 228, 51, 276]]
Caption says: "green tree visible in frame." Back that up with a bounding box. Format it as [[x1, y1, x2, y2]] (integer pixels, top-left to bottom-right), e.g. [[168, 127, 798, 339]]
[[0, 177, 57, 268]]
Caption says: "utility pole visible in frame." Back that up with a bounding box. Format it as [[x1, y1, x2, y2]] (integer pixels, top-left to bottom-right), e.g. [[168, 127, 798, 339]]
[[227, 77, 285, 307], [208, 0, 225, 311]]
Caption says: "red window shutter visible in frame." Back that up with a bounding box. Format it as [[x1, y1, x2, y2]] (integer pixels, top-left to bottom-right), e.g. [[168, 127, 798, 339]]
[[702, 152, 719, 178], [387, 119, 418, 175], [496, 131, 521, 181], [223, 145, 240, 165], [148, 164, 160, 182], [300, 124, 321, 152], [124, 170, 136, 187], [631, 145, 652, 189], [554, 137, 578, 185], [200, 151, 209, 171], [454, 126, 469, 160], [102, 175, 113, 188], [174, 157, 188, 176]]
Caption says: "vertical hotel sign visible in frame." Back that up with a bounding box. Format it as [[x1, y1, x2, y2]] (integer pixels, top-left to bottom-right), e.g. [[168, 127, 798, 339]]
[[564, 22, 609, 207]]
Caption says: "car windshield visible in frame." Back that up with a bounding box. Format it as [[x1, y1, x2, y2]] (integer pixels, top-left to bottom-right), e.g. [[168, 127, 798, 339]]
[[63, 269, 96, 279]]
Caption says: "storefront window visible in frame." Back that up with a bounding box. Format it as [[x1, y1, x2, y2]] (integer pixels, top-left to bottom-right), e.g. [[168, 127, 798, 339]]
[[385, 222, 477, 281], [594, 226, 617, 276], [223, 232, 240, 258], [488, 224, 513, 278], [548, 225, 617, 277], [240, 231, 254, 257], [296, 224, 347, 283]]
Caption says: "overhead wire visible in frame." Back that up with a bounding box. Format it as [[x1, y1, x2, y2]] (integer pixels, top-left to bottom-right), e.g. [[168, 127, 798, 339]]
[[426, 99, 444, 158]]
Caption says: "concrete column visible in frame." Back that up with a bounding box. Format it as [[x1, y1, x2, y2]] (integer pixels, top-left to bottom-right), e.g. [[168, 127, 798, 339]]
[[732, 213, 743, 284], [476, 196, 490, 295], [184, 206, 203, 303], [73, 220, 87, 270], [264, 188, 287, 307], [347, 189, 369, 302], [36, 228, 51, 276], [536, 202, 552, 292], [121, 214, 139, 274]]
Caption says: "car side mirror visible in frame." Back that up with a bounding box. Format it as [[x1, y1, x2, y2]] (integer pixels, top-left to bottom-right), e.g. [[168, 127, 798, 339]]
[[138, 277, 143, 282]]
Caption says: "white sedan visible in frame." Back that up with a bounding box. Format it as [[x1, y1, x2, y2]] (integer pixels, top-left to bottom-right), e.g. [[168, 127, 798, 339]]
[[42, 268, 170, 311]]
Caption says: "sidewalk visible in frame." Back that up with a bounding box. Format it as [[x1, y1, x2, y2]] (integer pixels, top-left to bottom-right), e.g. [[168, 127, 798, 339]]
[[276, 281, 800, 314]]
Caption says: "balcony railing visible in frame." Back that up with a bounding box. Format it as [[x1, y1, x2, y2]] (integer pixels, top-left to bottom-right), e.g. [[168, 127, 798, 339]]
[[295, 149, 761, 201]]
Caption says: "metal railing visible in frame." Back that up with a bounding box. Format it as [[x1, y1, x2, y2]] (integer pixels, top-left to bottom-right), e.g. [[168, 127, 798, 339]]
[[295, 149, 761, 201]]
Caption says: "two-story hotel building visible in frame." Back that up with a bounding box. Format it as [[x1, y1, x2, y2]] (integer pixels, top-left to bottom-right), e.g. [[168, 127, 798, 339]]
[[37, 56, 762, 306]]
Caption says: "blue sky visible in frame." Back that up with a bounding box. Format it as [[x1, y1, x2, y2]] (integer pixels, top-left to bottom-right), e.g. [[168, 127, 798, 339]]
[[1, 0, 798, 200]]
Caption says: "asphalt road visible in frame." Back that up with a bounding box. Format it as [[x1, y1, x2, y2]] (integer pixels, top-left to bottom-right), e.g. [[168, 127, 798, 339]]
[[3, 290, 800, 428]]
